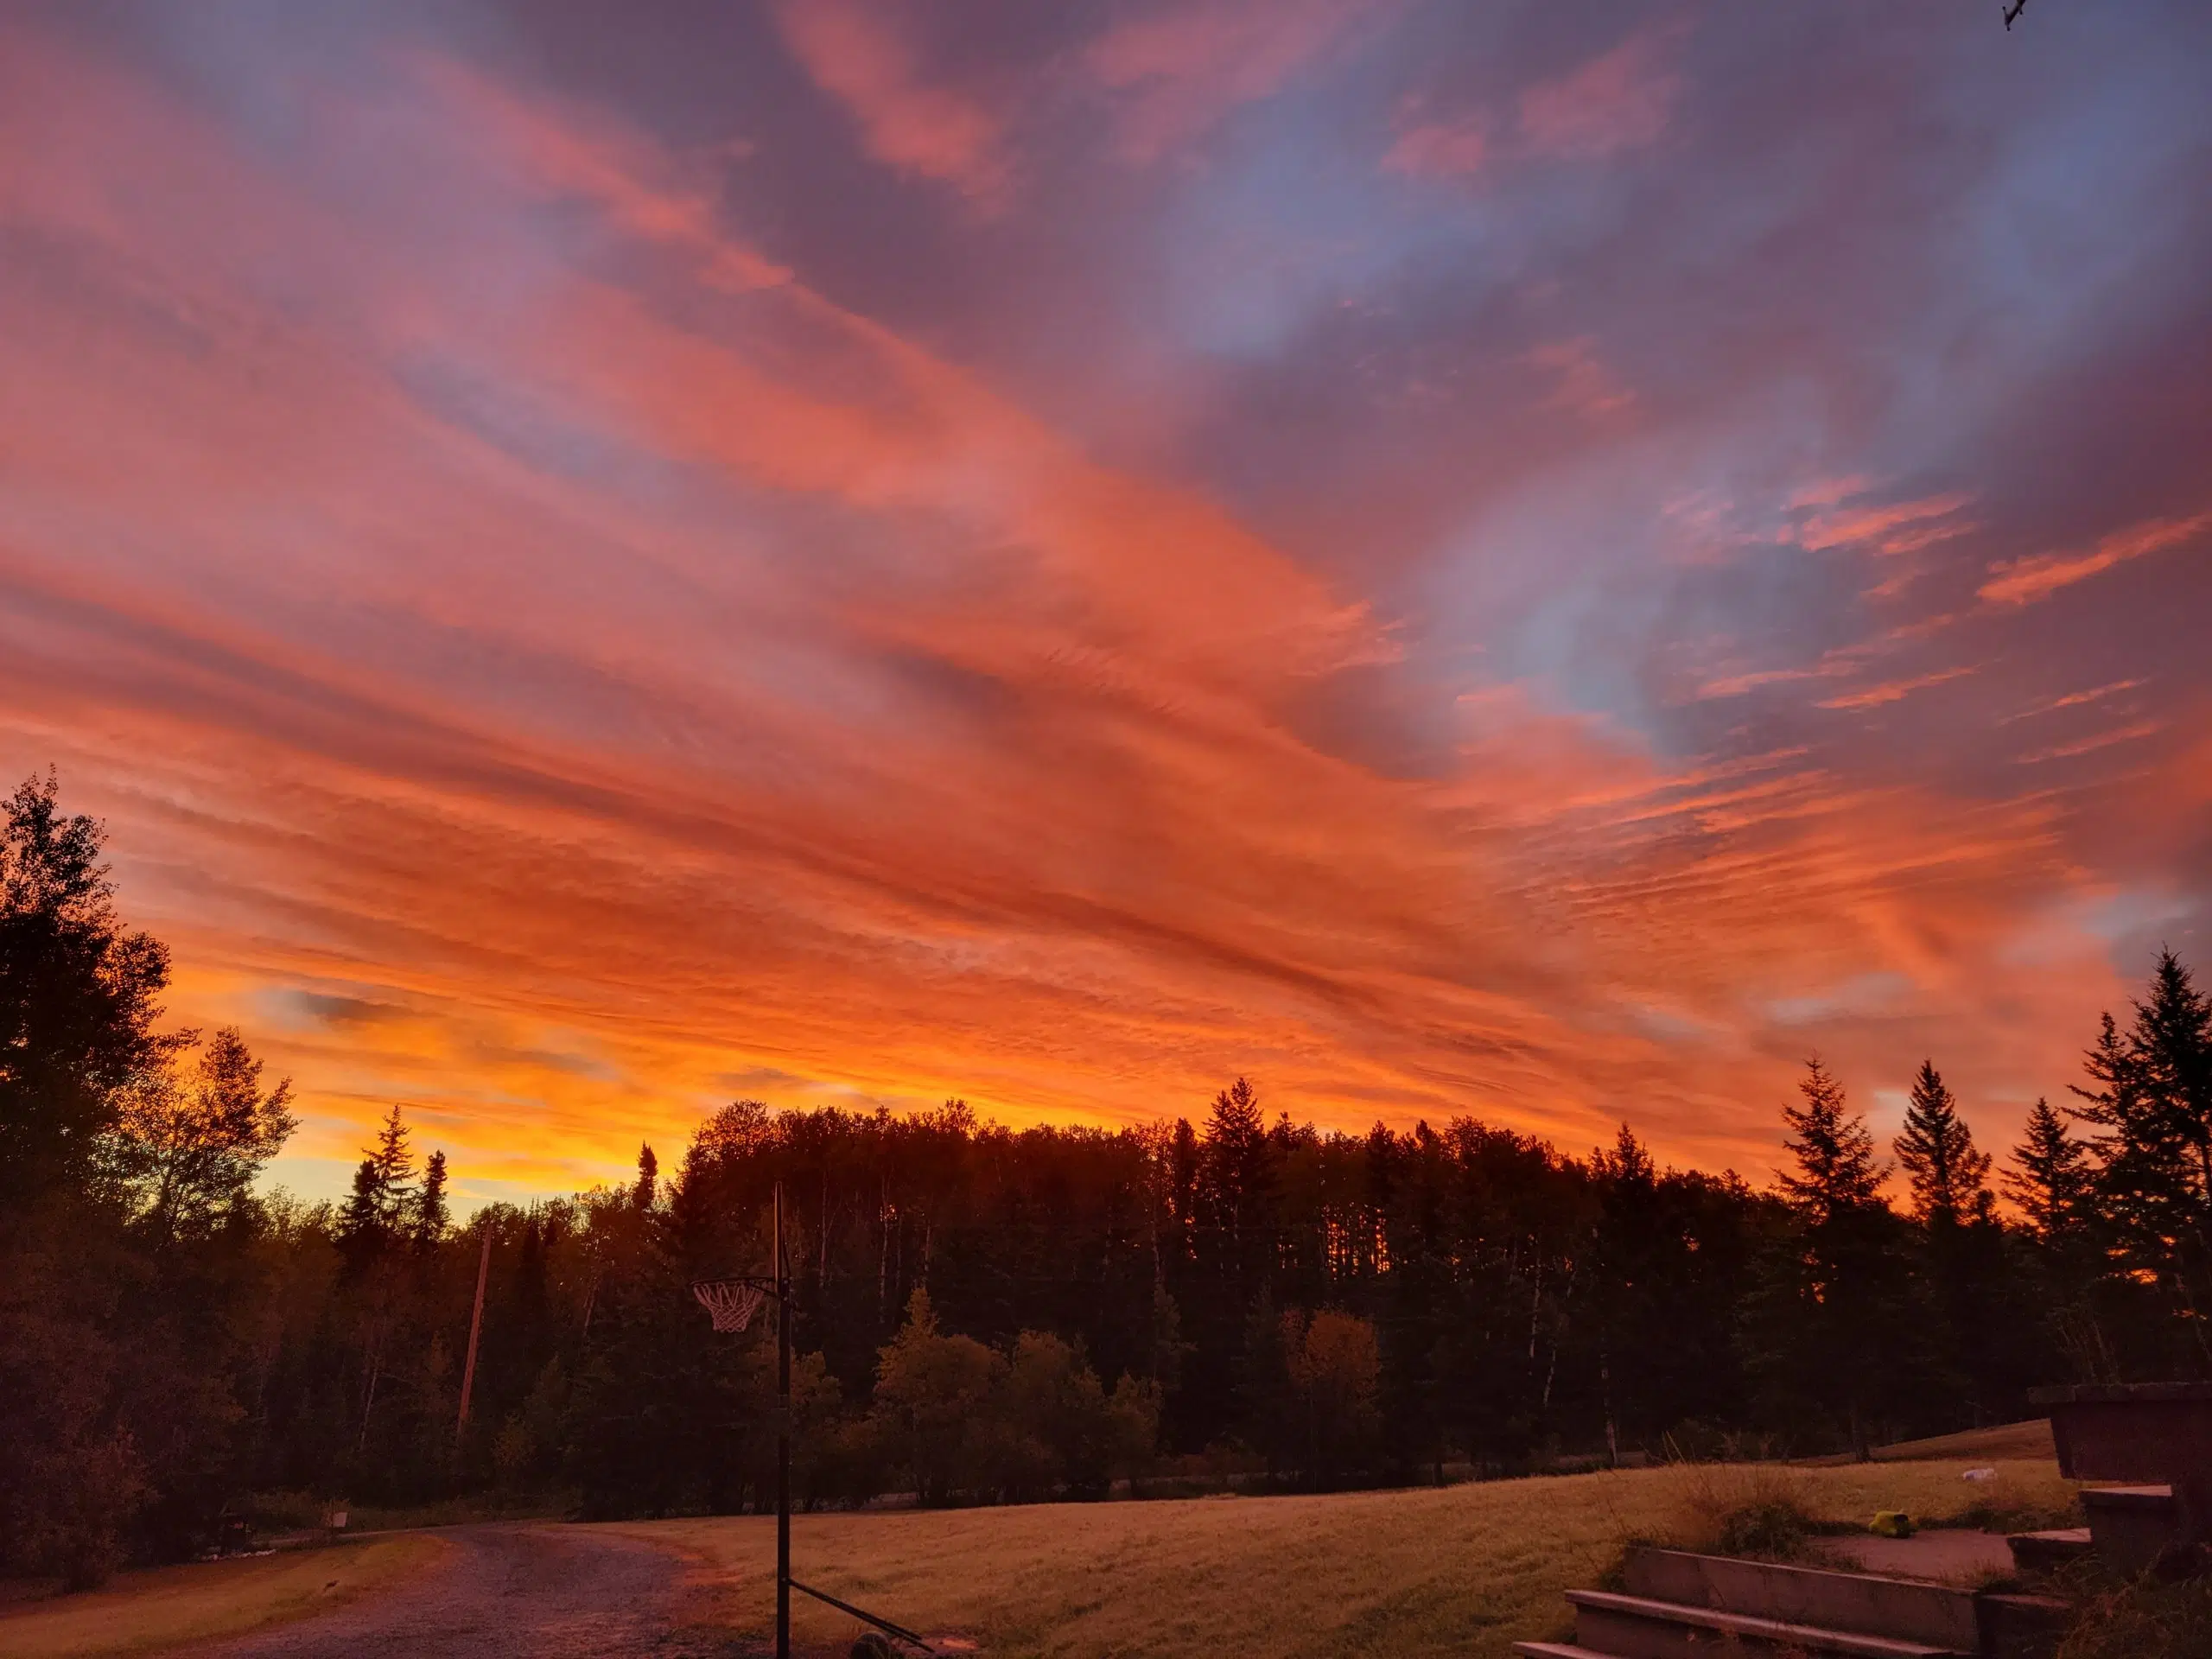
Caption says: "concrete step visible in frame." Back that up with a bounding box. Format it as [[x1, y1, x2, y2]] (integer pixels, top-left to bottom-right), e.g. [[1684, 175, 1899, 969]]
[[1620, 1546, 1979, 1649], [2006, 1526, 2092, 1572], [1978, 1592, 2073, 1659], [2082, 1483, 2180, 1577], [1566, 1589, 1972, 1658]]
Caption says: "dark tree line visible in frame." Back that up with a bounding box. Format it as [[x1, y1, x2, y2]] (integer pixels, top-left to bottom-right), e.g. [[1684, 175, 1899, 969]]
[[4, 771, 2209, 1587]]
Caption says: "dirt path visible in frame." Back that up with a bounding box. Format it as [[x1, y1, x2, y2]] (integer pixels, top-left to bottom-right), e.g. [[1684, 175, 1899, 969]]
[[187, 1525, 741, 1658]]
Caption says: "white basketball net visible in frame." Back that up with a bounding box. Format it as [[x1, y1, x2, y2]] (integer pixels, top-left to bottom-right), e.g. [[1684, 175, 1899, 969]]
[[692, 1279, 768, 1333]]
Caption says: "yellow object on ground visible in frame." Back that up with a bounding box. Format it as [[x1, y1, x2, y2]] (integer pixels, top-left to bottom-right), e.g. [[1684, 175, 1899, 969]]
[[0, 1534, 442, 1658], [1869, 1510, 1916, 1538]]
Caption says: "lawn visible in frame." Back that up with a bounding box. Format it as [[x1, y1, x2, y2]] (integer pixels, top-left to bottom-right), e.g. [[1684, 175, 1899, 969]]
[[610, 1456, 2076, 1659], [0, 1534, 445, 1659]]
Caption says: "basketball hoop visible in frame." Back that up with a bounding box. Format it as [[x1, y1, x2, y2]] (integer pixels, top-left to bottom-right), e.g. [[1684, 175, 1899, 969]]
[[692, 1278, 769, 1333]]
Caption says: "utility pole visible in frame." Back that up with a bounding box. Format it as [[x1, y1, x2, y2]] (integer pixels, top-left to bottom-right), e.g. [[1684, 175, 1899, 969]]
[[455, 1225, 493, 1444]]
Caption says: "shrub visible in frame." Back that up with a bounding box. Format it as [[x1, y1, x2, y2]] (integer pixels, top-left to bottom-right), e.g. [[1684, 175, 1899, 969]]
[[2055, 1570, 2212, 1659], [12, 1433, 149, 1590], [1667, 1464, 1822, 1562]]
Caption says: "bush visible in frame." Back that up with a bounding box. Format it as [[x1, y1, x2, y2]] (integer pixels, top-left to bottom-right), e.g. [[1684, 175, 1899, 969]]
[[1666, 1464, 1822, 1562], [12, 1433, 149, 1590], [1717, 1497, 1815, 1560], [2055, 1570, 2212, 1659]]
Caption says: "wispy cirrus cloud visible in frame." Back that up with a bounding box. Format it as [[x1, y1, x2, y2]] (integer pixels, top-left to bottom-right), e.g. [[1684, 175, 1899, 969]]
[[1999, 679, 2146, 723], [1815, 665, 1978, 712], [1085, 0, 1389, 162], [3, 0, 2209, 1202], [1980, 512, 2212, 607], [1516, 23, 1682, 160], [769, 0, 1009, 205], [1389, 20, 1683, 180]]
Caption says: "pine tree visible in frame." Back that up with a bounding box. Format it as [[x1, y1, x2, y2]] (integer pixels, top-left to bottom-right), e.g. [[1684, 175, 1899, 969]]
[[1779, 1058, 1885, 1223], [414, 1149, 449, 1248], [2072, 950, 2212, 1347], [1198, 1077, 1274, 1274], [2003, 1098, 2094, 1240], [632, 1143, 658, 1211], [1764, 1059, 1909, 1457], [1892, 1061, 1993, 1226], [337, 1104, 416, 1251]]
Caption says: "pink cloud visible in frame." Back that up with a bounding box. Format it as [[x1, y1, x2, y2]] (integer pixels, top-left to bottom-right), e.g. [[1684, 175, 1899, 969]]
[[1517, 27, 1681, 160], [1999, 679, 2145, 723], [0, 14, 2189, 1198], [1086, 0, 1388, 162], [2016, 721, 2164, 764], [1383, 112, 1489, 178], [769, 0, 1007, 205], [1979, 511, 2212, 606], [1525, 336, 1636, 419], [1815, 665, 1978, 711], [1799, 492, 1975, 556]]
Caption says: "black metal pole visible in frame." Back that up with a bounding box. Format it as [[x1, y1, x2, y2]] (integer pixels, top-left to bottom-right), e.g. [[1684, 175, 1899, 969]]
[[775, 1180, 791, 1659]]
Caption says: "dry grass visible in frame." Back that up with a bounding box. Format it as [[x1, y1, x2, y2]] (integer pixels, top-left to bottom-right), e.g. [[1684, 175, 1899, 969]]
[[608, 1458, 2075, 1658], [1797, 1418, 2057, 1467], [0, 1535, 445, 1658], [1870, 1419, 2056, 1464]]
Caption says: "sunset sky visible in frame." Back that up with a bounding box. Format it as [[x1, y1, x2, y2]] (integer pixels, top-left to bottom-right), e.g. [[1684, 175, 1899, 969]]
[[3, 1, 2208, 1207]]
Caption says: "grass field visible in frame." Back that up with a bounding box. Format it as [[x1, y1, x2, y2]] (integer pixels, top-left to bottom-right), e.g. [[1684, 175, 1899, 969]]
[[0, 1534, 445, 1659], [1796, 1418, 2057, 1467], [611, 1457, 2077, 1659]]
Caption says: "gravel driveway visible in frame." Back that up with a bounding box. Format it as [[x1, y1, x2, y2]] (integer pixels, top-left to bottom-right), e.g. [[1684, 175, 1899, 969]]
[[190, 1524, 741, 1658]]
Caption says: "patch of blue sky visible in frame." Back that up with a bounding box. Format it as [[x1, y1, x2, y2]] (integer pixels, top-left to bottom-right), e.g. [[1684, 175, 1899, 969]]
[[1765, 970, 1912, 1027]]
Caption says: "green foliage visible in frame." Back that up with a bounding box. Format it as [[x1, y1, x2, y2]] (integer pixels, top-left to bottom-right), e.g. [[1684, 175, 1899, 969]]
[[1716, 1497, 1816, 1560]]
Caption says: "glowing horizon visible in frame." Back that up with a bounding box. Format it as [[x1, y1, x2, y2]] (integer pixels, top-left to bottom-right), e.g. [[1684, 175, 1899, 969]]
[[3, 3, 2207, 1206]]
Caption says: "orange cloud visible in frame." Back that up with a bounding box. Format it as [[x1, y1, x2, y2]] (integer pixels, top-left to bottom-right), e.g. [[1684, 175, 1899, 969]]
[[2016, 721, 2164, 765], [1799, 493, 1974, 556], [0, 22, 2174, 1206], [1980, 511, 2212, 606], [1815, 665, 1978, 711]]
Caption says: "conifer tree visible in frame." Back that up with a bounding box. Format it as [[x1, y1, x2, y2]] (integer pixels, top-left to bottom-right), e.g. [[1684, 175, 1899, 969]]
[[1200, 1077, 1269, 1236], [1779, 1058, 1885, 1222], [632, 1142, 658, 1211], [2072, 950, 2212, 1345], [337, 1104, 416, 1251], [1892, 1061, 1993, 1225], [1764, 1059, 1909, 1457], [2004, 1098, 2094, 1240], [414, 1148, 449, 1248]]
